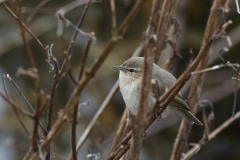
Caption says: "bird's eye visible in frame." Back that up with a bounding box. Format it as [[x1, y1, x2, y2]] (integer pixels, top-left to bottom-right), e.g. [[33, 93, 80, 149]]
[[129, 69, 134, 73]]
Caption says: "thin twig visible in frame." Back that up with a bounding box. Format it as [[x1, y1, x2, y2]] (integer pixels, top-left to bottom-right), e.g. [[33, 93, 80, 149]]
[[46, 1, 94, 159], [223, 61, 240, 117], [232, 77, 240, 82], [2, 3, 47, 54], [45, 4, 95, 149], [71, 35, 94, 160], [129, 37, 155, 160], [226, 61, 240, 76], [2, 75, 9, 98], [146, 0, 164, 37], [46, 69, 59, 160], [45, 44, 60, 160], [32, 94, 41, 152], [183, 111, 240, 160], [154, 0, 178, 63], [46, 44, 60, 137], [156, 39, 213, 117], [67, 80, 119, 160], [47, 44, 59, 75], [107, 109, 128, 156], [170, 1, 231, 159], [29, 0, 145, 159], [45, 1, 94, 159], [7, 75, 35, 112], [110, 0, 117, 30], [58, 14, 96, 46], [71, 102, 78, 160], [78, 36, 94, 81], [2, 75, 30, 138], [165, 40, 182, 71], [7, 74, 46, 133], [23, 147, 32, 160], [232, 67, 239, 116], [15, 2, 36, 69], [191, 63, 240, 75], [65, 51, 78, 85], [60, 0, 93, 72], [56, 0, 88, 36], [0, 91, 34, 118], [235, 0, 240, 14]]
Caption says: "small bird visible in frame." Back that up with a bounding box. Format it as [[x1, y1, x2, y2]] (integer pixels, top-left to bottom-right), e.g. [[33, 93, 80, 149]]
[[113, 57, 203, 126]]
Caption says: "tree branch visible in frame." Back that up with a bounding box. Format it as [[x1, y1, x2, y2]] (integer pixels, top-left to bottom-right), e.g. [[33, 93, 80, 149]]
[[170, 1, 232, 160], [129, 38, 155, 160], [2, 3, 47, 54], [29, 0, 146, 159], [183, 111, 240, 159]]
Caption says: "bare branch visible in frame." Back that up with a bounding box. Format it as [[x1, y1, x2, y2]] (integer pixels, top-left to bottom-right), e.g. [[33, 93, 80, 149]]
[[183, 111, 240, 160], [232, 67, 239, 116], [0, 90, 34, 118], [29, 0, 145, 159], [23, 147, 32, 160], [235, 0, 240, 14], [2, 3, 47, 54], [171, 1, 232, 159], [32, 95, 41, 152], [2, 75, 30, 138], [227, 61, 240, 76], [154, 0, 178, 63], [165, 40, 182, 71], [7, 74, 35, 113], [110, 0, 117, 30], [12, 1, 36, 69], [17, 12, 36, 68], [191, 63, 239, 75], [71, 34, 94, 160], [232, 77, 240, 82], [129, 38, 155, 160], [60, 0, 93, 62], [7, 74, 46, 133], [78, 34, 95, 81], [67, 80, 119, 160], [58, 14, 97, 46], [56, 0, 88, 36], [65, 51, 78, 85]]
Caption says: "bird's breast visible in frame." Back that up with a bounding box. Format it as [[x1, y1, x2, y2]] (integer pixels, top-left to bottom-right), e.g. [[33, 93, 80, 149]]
[[119, 78, 140, 115], [119, 71, 173, 117]]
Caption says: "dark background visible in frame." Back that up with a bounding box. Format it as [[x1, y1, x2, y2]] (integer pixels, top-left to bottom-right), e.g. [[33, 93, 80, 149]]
[[0, 0, 240, 159]]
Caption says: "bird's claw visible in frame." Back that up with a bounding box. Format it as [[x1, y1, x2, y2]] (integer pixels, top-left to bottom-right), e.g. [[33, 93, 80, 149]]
[[154, 111, 162, 121], [143, 131, 147, 139]]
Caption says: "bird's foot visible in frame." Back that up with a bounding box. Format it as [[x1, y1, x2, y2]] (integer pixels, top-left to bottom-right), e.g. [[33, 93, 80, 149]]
[[154, 111, 162, 121], [143, 131, 147, 139]]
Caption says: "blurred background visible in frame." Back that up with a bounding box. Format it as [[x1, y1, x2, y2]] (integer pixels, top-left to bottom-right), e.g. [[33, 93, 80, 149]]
[[0, 0, 240, 159]]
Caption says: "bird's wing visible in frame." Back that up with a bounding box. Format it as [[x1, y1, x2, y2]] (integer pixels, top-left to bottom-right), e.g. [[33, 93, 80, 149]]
[[151, 66, 191, 111], [170, 95, 191, 111], [151, 82, 191, 111]]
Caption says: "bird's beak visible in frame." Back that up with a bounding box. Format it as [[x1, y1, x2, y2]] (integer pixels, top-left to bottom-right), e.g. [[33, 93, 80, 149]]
[[112, 66, 121, 70], [112, 66, 126, 72]]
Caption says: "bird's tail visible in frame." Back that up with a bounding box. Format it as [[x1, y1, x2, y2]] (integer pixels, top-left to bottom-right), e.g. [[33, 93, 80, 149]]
[[176, 109, 203, 126]]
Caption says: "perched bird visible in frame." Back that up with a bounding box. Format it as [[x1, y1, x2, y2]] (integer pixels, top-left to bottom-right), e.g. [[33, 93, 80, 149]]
[[113, 57, 203, 126]]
